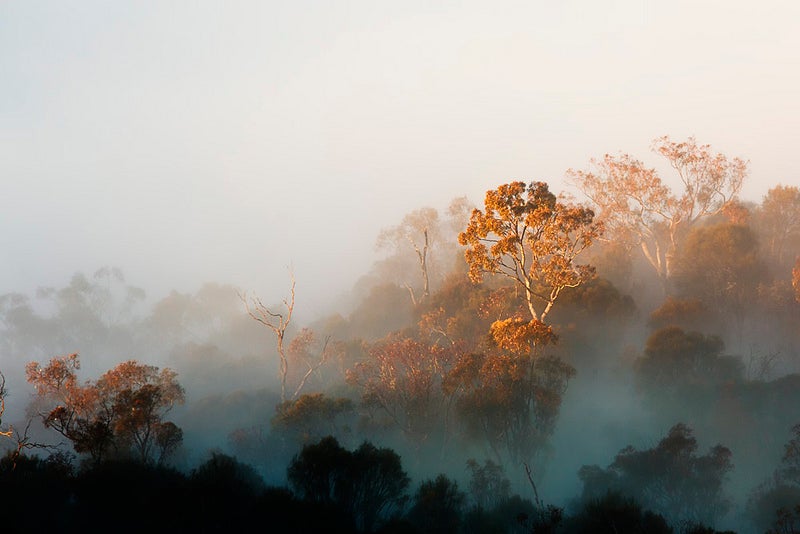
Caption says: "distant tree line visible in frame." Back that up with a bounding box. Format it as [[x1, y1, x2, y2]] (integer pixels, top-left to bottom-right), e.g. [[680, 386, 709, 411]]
[[0, 136, 799, 532]]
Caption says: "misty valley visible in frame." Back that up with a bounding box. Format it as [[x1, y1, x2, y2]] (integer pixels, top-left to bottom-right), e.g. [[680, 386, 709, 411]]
[[2, 138, 800, 534]]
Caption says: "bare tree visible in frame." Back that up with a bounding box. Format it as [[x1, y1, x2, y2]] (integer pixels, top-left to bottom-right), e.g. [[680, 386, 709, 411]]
[[240, 274, 295, 403], [377, 207, 439, 306], [241, 273, 333, 403], [568, 136, 747, 292]]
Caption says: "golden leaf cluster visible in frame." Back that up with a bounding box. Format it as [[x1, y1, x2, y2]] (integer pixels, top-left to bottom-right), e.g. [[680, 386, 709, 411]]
[[489, 318, 557, 354]]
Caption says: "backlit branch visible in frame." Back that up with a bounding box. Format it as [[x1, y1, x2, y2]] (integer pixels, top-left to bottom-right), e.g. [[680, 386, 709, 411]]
[[240, 272, 296, 403]]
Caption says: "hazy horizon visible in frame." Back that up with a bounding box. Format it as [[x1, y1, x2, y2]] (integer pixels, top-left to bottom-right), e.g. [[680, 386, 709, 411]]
[[3, 0, 798, 320]]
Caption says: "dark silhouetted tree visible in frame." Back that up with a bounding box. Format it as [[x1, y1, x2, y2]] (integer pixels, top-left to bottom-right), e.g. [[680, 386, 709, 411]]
[[560, 491, 672, 534], [287, 436, 409, 532], [407, 474, 466, 534], [578, 423, 733, 527], [747, 423, 800, 533]]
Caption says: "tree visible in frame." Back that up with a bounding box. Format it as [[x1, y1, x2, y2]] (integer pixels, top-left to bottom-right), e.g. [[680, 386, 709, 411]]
[[348, 441, 411, 533], [241, 274, 336, 404], [560, 492, 672, 534], [755, 185, 800, 269], [287, 436, 409, 532], [459, 181, 601, 324], [26, 353, 185, 465], [635, 327, 743, 402], [0, 450, 74, 532], [407, 474, 466, 534], [286, 327, 343, 398], [445, 350, 575, 467], [375, 197, 475, 307], [271, 392, 355, 446], [189, 451, 266, 531], [377, 207, 439, 306], [465, 458, 511, 512], [648, 296, 716, 332], [793, 258, 800, 303], [671, 222, 768, 333], [568, 136, 747, 292], [346, 334, 463, 451], [146, 281, 259, 350], [747, 424, 800, 533], [0, 268, 146, 376], [36, 268, 146, 360], [241, 274, 296, 404], [578, 423, 733, 527]]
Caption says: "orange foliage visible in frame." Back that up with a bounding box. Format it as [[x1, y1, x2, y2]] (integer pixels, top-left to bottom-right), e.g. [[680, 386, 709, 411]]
[[489, 318, 557, 354], [346, 335, 463, 445], [458, 181, 601, 322], [793, 257, 800, 303], [26, 354, 185, 464], [569, 136, 747, 287]]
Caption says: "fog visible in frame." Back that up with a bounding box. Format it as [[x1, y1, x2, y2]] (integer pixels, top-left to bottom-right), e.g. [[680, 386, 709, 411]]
[[2, 2, 800, 533], [2, 1, 796, 309]]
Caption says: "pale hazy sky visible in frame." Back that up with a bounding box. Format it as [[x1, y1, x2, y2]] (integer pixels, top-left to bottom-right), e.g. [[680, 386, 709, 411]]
[[2, 1, 799, 319]]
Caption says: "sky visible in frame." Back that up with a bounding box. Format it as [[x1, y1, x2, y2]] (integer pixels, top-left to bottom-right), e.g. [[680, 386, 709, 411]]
[[2, 0, 799, 322]]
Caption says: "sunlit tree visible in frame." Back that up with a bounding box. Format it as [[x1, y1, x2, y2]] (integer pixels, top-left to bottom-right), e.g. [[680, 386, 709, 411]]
[[26, 353, 185, 465], [568, 136, 747, 292], [458, 181, 601, 324], [286, 327, 343, 398], [241, 275, 296, 403], [241, 273, 337, 403], [451, 183, 595, 469]]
